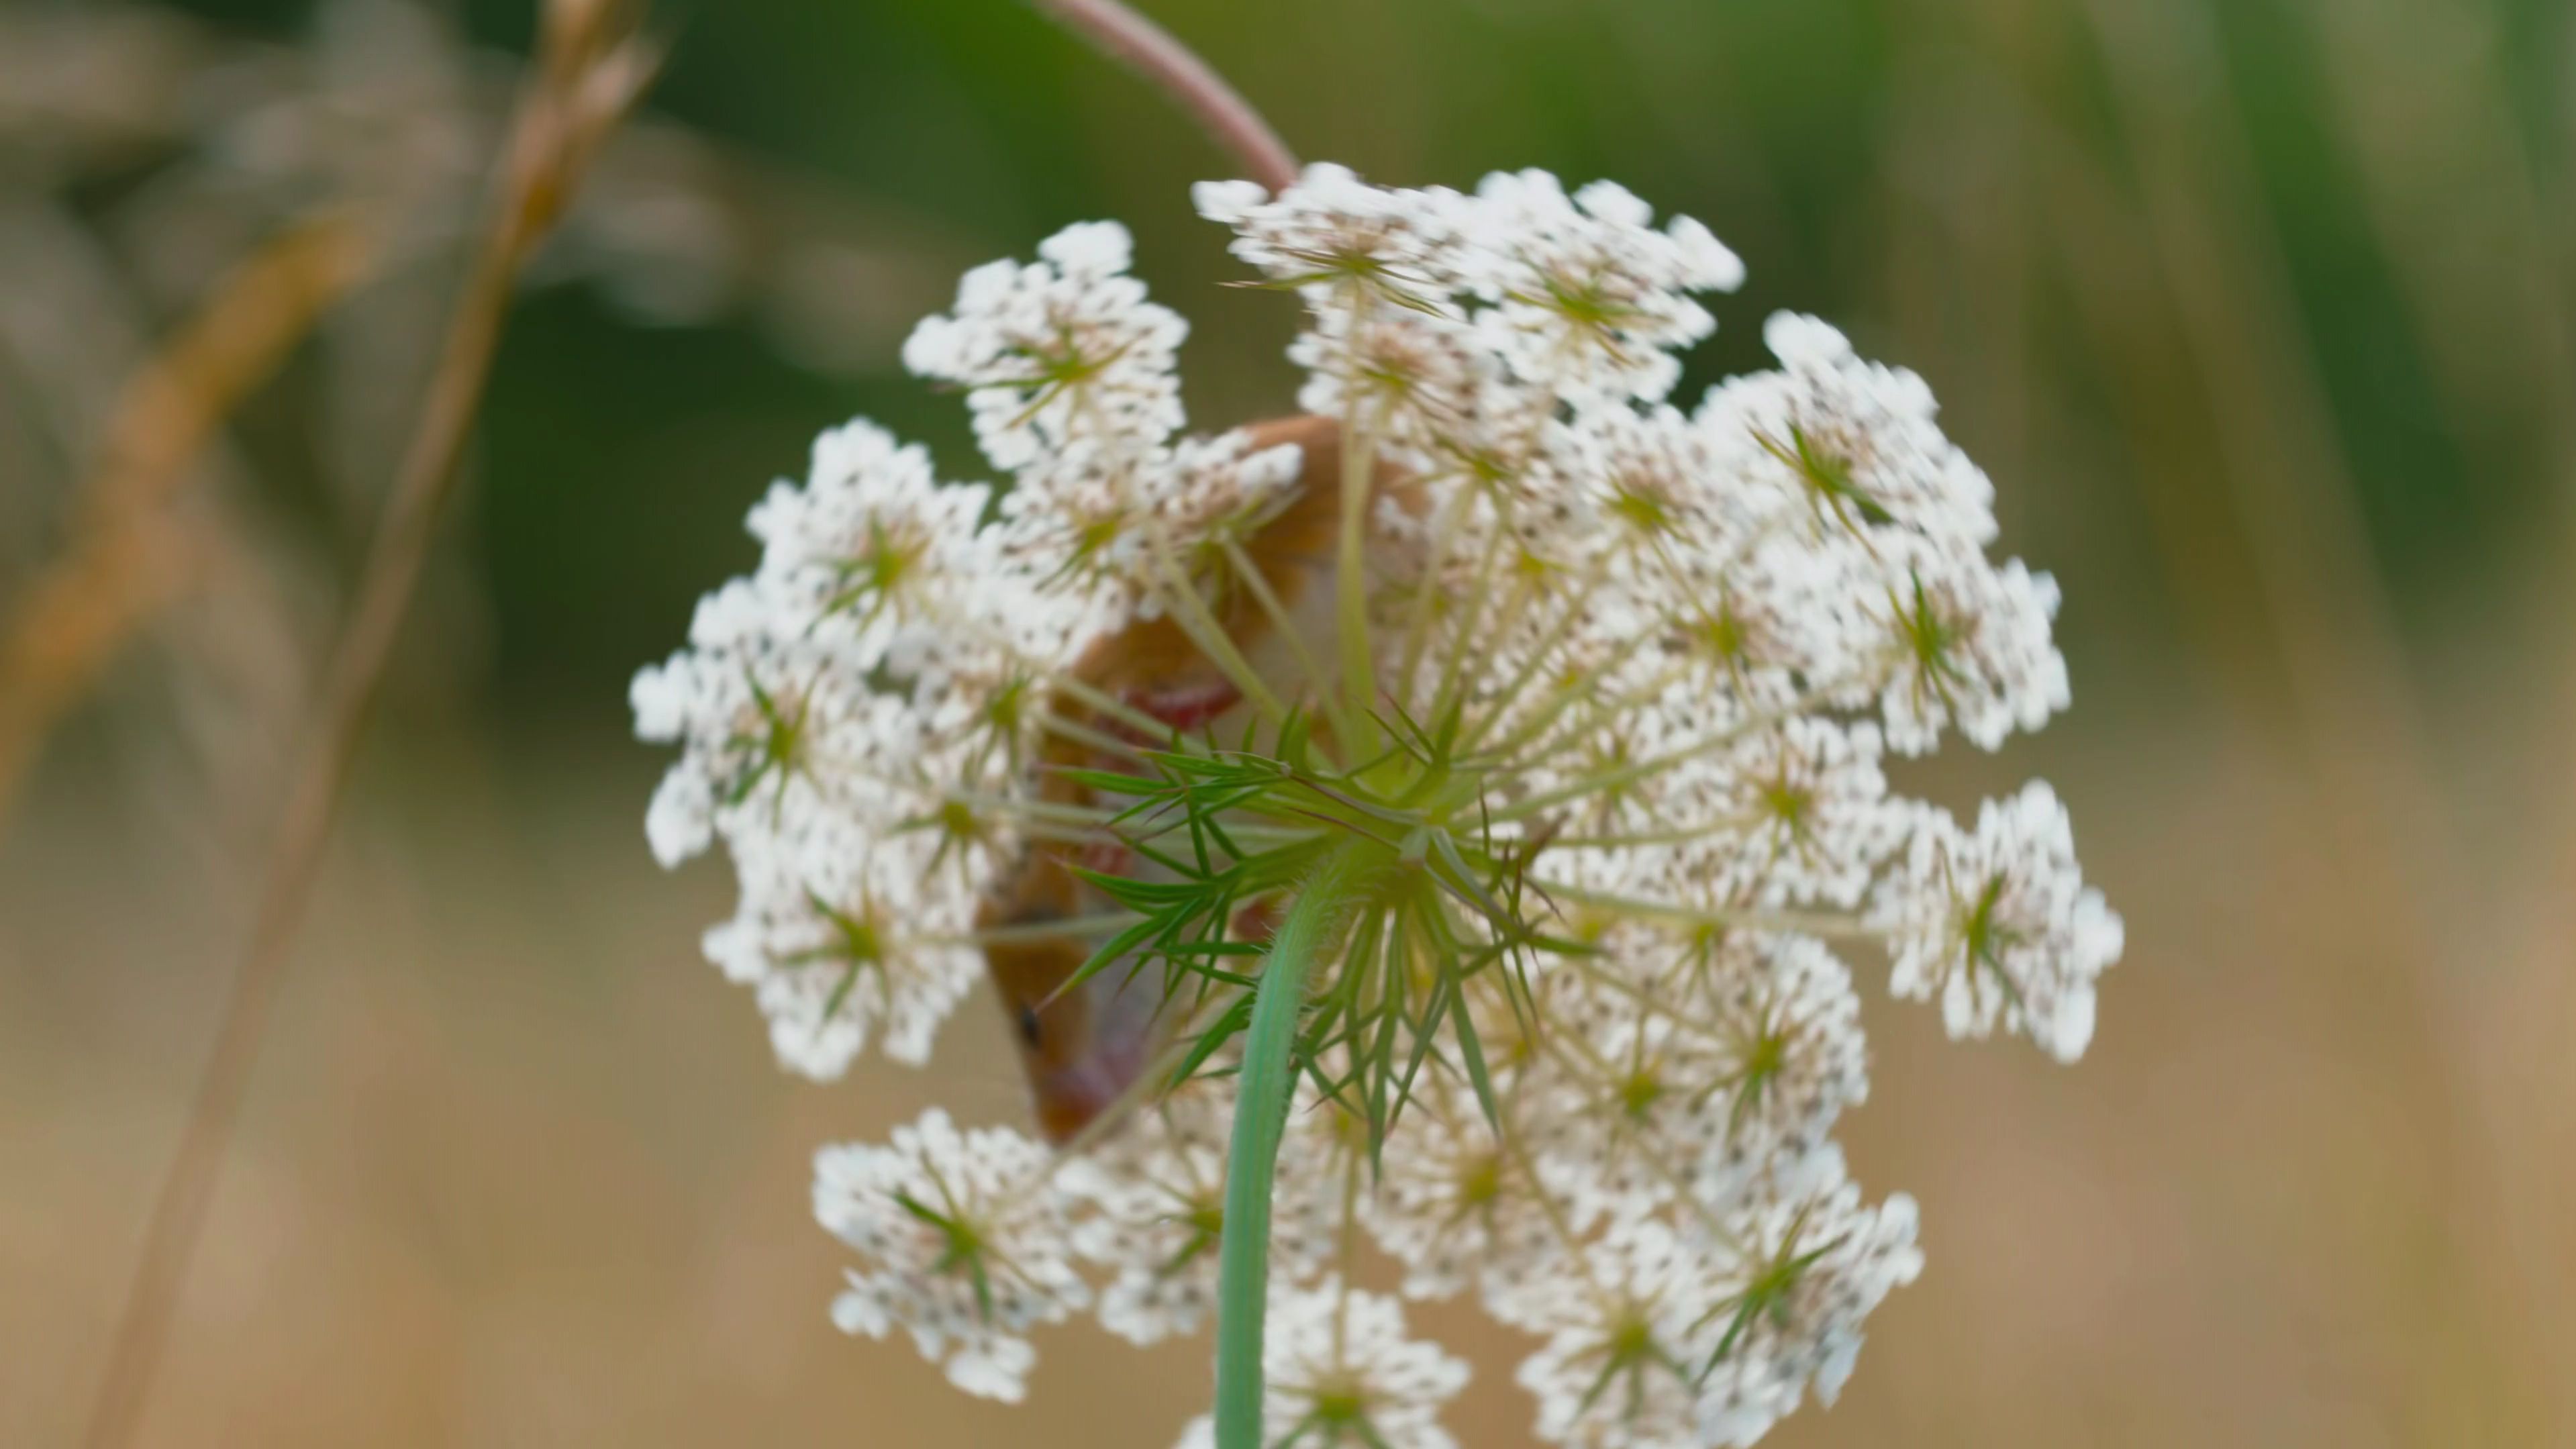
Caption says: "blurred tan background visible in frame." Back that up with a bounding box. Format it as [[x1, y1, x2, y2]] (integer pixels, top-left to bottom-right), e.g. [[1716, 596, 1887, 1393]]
[[4, 0, 2573, 1444]]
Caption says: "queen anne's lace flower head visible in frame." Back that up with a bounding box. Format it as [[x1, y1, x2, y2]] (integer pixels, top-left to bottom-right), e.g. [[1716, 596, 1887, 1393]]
[[637, 162, 2122, 1448], [1693, 718, 1903, 909], [1195, 164, 1470, 310]]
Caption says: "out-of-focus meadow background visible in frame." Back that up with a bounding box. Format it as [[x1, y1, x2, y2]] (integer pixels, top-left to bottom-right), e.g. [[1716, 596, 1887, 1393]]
[[5, 0, 2571, 1444]]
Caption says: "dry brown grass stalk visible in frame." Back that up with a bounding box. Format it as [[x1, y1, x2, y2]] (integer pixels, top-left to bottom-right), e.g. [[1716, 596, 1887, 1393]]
[[0, 213, 377, 819], [80, 5, 658, 1446], [2079, 0, 2542, 1434]]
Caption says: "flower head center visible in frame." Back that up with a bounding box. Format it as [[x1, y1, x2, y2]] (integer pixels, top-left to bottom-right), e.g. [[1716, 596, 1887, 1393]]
[[829, 517, 926, 619], [1897, 573, 1967, 685], [1759, 778, 1814, 832], [1187, 1202, 1226, 1241], [1761, 422, 1891, 531], [1542, 268, 1643, 338], [1618, 1068, 1665, 1121], [1608, 478, 1677, 538], [1456, 1151, 1503, 1209], [889, 1188, 1000, 1321], [1311, 1379, 1371, 1426], [724, 677, 809, 806], [1955, 871, 2028, 1003]]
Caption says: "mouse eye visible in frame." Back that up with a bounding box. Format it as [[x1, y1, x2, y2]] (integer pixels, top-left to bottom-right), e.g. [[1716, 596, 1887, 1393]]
[[1014, 1005, 1044, 1048]]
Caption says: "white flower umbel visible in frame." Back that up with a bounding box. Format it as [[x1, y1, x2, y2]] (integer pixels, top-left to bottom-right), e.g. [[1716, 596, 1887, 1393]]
[[1514, 928, 1869, 1229], [1691, 1149, 1924, 1448], [636, 164, 2124, 1448], [1689, 935, 1873, 1184], [1066, 1078, 1335, 1346], [1462, 170, 1744, 407], [1363, 1069, 1558, 1301], [1857, 539, 2070, 755], [1496, 1217, 1724, 1449], [1704, 312, 1995, 549], [745, 417, 994, 667], [1195, 164, 1469, 310], [702, 822, 985, 1076], [1881, 782, 2125, 1062], [1177, 1281, 1473, 1449], [631, 577, 853, 869], [1693, 718, 1904, 909], [902, 219, 1186, 470], [814, 1108, 1089, 1402]]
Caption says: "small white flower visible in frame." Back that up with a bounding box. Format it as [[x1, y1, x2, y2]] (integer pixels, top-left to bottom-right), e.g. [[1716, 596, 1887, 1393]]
[[744, 415, 994, 669], [814, 1108, 1089, 1402], [1066, 1082, 1237, 1344], [1290, 305, 1501, 473], [903, 219, 1187, 469], [1680, 934, 1872, 1187], [704, 823, 987, 1075], [1363, 1070, 1558, 1301], [1516, 929, 1866, 1224], [1879, 781, 2124, 1061], [1546, 404, 1732, 568], [1462, 169, 1742, 406], [1495, 1217, 1723, 1449], [1514, 962, 1730, 1226], [1838, 535, 2067, 754], [1193, 162, 1470, 309], [1701, 312, 1996, 549], [630, 577, 882, 868], [1690, 718, 1906, 909], [1175, 1280, 1471, 1449], [1643, 534, 1850, 716], [1689, 1148, 1924, 1447], [1520, 697, 1697, 846], [1130, 432, 1309, 617]]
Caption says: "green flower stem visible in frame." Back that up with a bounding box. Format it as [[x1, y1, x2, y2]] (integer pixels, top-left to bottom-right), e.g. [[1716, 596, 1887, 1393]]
[[1214, 844, 1369, 1449]]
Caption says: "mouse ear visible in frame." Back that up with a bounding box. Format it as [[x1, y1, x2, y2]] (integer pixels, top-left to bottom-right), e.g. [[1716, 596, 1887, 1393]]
[[1238, 411, 1342, 462]]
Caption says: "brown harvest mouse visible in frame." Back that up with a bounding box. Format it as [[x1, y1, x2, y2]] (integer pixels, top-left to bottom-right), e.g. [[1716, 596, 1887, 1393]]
[[981, 413, 1402, 1141]]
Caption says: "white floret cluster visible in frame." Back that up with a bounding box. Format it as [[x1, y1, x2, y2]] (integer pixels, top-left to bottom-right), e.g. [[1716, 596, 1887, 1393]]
[[636, 162, 2123, 1445]]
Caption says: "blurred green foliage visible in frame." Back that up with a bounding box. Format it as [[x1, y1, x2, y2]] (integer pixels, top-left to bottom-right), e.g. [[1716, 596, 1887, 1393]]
[[164, 0, 2573, 734]]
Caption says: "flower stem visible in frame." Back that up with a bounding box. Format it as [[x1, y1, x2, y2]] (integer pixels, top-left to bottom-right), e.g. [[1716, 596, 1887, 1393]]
[[1213, 844, 1367, 1449], [80, 18, 653, 1448], [1025, 0, 1298, 191]]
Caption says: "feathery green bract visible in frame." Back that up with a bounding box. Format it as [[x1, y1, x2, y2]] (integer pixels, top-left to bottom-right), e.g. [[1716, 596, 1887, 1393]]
[[1044, 701, 1595, 1165]]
